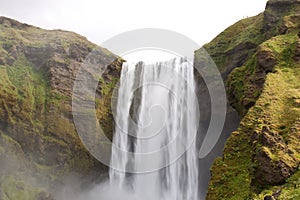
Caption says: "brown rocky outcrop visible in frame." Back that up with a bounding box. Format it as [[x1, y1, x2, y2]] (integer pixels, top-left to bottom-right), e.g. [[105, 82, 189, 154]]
[[253, 126, 299, 185], [257, 46, 277, 73]]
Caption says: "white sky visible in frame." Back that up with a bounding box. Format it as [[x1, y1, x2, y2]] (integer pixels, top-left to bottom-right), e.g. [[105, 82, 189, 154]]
[[0, 0, 267, 48]]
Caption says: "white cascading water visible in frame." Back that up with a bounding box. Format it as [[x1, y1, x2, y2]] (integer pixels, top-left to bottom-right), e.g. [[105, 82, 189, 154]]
[[109, 57, 199, 200]]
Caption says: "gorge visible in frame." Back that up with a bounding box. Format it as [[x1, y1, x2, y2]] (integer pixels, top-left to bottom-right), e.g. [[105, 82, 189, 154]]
[[1, 0, 300, 199]]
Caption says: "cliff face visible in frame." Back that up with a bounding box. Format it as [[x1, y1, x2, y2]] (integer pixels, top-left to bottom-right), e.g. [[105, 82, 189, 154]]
[[205, 0, 300, 199], [0, 17, 123, 199]]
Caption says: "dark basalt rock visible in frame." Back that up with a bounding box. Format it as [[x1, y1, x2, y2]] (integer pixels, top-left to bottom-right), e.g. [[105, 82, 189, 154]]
[[223, 42, 257, 78], [264, 195, 275, 200], [263, 0, 300, 34]]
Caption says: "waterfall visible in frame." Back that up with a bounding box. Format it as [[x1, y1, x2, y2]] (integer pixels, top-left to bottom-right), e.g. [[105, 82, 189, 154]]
[[109, 57, 199, 200]]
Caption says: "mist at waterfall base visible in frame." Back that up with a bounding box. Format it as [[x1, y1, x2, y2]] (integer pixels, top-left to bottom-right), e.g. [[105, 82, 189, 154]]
[[79, 56, 201, 200]]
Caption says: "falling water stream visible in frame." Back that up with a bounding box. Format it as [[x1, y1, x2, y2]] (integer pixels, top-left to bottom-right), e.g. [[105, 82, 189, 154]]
[[109, 57, 200, 200]]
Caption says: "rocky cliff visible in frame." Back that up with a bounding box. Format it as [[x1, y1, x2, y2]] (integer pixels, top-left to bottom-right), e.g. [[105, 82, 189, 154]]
[[0, 17, 123, 199], [204, 0, 300, 199]]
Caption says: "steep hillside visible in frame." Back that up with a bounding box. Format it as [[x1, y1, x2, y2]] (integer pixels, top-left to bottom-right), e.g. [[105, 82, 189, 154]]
[[205, 0, 300, 199], [0, 17, 123, 199]]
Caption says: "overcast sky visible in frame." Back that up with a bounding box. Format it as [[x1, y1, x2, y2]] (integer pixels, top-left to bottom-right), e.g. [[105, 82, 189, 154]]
[[0, 0, 267, 48]]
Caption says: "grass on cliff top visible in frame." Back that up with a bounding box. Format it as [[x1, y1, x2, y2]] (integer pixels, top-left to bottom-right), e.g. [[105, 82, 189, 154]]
[[207, 13, 264, 50], [202, 13, 265, 71], [0, 20, 96, 50], [0, 18, 118, 63]]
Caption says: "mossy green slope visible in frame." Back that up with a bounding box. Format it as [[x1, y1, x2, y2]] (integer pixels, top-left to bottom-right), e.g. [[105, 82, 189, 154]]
[[0, 17, 123, 199], [202, 13, 266, 75], [206, 0, 300, 199]]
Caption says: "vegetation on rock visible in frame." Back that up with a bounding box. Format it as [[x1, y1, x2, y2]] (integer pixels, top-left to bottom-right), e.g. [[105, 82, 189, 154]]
[[0, 16, 123, 199], [206, 0, 300, 199]]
